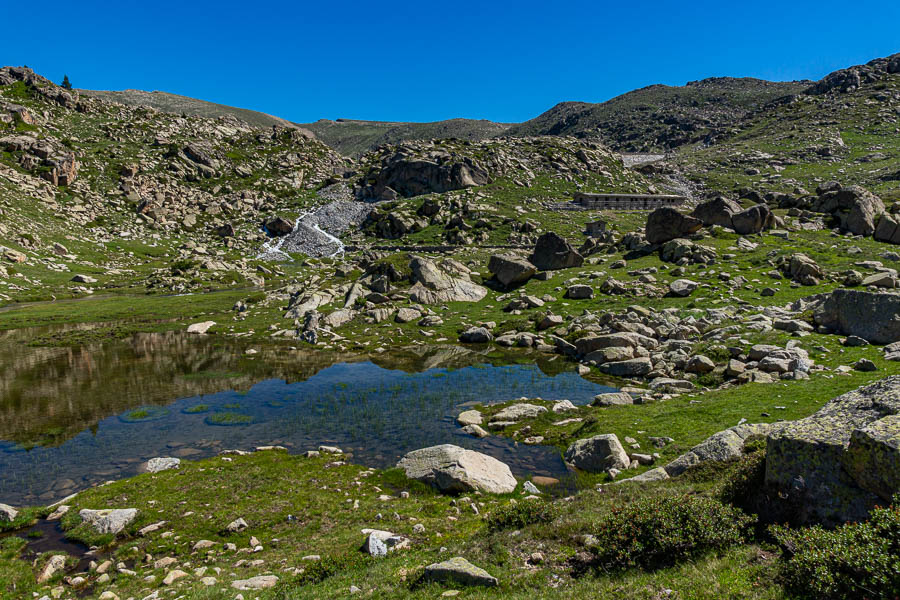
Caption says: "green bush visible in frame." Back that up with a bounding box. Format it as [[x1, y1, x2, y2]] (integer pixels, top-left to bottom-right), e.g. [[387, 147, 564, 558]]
[[771, 497, 900, 599], [590, 495, 755, 570], [485, 499, 557, 531]]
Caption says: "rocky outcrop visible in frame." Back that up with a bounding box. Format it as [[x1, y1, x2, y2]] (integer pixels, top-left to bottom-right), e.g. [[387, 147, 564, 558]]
[[807, 52, 900, 95], [765, 377, 900, 525], [814, 289, 900, 344], [361, 148, 491, 199], [530, 232, 584, 271], [408, 257, 487, 304], [645, 208, 702, 245], [397, 444, 517, 494]]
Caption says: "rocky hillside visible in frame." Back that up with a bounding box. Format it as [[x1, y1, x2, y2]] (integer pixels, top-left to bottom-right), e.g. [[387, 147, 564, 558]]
[[80, 88, 307, 132], [299, 118, 512, 156], [0, 66, 349, 299], [506, 77, 810, 152], [675, 52, 900, 202]]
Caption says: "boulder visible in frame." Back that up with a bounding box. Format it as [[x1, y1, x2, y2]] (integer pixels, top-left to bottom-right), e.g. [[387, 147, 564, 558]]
[[814, 289, 900, 344], [187, 321, 216, 334], [614, 467, 671, 484], [487, 254, 536, 288], [530, 232, 584, 271], [598, 357, 652, 377], [456, 410, 483, 426], [362, 529, 410, 557], [731, 204, 774, 235], [574, 332, 657, 355], [814, 184, 885, 236], [490, 403, 547, 423], [79, 508, 138, 534], [423, 557, 498, 587], [669, 278, 699, 297], [785, 253, 824, 285], [645, 208, 702, 245], [0, 503, 17, 522], [565, 434, 630, 472], [409, 257, 487, 304], [397, 445, 517, 494], [231, 575, 279, 590], [685, 355, 716, 374], [691, 197, 743, 227], [458, 327, 493, 344], [145, 457, 181, 473], [875, 214, 900, 245], [665, 423, 783, 477], [766, 377, 900, 524], [565, 284, 593, 299], [264, 216, 294, 236], [592, 392, 634, 407]]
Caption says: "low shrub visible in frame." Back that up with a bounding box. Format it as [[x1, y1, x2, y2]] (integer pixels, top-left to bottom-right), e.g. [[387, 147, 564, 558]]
[[771, 497, 900, 599], [485, 499, 557, 531], [589, 495, 755, 570]]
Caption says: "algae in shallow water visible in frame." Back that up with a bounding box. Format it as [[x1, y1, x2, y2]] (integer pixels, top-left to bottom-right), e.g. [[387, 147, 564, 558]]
[[119, 406, 169, 423], [205, 411, 254, 426]]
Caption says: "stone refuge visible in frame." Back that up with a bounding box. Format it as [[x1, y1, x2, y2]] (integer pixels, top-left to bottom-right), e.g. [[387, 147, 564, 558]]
[[573, 192, 686, 210]]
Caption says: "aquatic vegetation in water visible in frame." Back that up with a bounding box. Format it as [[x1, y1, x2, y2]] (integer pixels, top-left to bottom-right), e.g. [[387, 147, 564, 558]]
[[205, 411, 254, 426], [182, 404, 210, 414], [119, 406, 169, 423]]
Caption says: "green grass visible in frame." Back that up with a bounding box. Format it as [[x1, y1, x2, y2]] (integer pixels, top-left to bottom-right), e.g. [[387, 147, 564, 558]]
[[0, 449, 791, 600]]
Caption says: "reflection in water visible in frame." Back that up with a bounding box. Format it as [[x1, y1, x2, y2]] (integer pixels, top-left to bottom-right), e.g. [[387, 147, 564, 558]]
[[0, 328, 614, 505]]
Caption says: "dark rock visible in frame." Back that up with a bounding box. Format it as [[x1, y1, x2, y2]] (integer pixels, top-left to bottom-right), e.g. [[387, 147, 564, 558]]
[[731, 204, 774, 235], [530, 232, 584, 271], [645, 208, 702, 245]]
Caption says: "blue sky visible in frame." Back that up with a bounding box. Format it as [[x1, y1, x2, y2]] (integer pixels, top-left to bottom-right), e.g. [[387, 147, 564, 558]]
[[4, 0, 899, 124]]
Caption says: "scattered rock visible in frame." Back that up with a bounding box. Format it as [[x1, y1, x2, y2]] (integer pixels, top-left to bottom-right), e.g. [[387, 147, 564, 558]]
[[397, 445, 517, 494]]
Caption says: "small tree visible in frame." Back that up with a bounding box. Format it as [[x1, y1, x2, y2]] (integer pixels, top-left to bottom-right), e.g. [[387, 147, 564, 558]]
[[61, 75, 72, 90]]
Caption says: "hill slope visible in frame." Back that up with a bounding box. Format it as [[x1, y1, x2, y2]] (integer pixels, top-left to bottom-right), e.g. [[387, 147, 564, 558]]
[[507, 77, 811, 152], [674, 52, 900, 201], [80, 88, 306, 131], [299, 118, 513, 156]]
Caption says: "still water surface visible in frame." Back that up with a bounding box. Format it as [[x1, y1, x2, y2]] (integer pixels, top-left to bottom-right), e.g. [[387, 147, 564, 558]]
[[0, 327, 613, 505]]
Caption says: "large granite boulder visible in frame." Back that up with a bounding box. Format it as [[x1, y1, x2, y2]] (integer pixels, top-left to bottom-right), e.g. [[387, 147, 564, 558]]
[[530, 232, 584, 271], [692, 197, 743, 228], [645, 208, 702, 245], [408, 257, 487, 304], [397, 445, 517, 494], [731, 204, 775, 235], [765, 377, 900, 525], [487, 254, 536, 288], [564, 434, 630, 472], [812, 183, 885, 236], [814, 289, 900, 344]]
